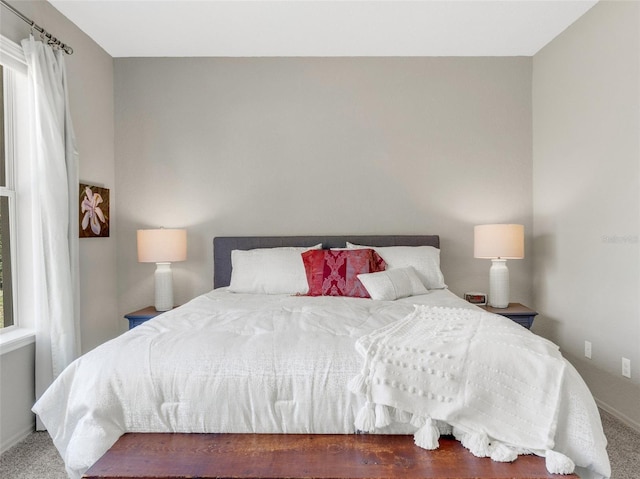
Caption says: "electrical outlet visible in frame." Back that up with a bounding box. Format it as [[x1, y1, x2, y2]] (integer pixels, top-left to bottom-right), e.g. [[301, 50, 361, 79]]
[[622, 358, 631, 378], [584, 341, 592, 359]]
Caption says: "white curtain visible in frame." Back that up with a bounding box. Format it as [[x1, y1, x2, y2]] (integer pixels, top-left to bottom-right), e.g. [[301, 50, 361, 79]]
[[21, 36, 80, 429]]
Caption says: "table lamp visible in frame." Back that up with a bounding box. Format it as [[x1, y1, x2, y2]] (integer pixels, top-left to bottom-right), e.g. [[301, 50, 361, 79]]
[[137, 228, 187, 311], [474, 224, 524, 308]]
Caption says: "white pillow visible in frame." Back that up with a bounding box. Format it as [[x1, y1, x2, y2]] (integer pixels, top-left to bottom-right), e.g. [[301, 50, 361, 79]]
[[229, 245, 321, 295], [347, 243, 446, 290], [358, 267, 428, 301]]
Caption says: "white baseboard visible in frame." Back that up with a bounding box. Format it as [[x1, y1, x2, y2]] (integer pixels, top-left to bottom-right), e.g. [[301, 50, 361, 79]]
[[595, 398, 640, 433], [0, 423, 34, 455]]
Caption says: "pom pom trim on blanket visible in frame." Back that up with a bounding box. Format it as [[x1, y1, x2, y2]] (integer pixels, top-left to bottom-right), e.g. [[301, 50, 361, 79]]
[[349, 304, 576, 475]]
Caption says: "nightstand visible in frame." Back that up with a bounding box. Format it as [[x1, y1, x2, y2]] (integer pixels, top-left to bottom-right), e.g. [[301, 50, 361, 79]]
[[480, 303, 538, 329], [124, 306, 167, 330]]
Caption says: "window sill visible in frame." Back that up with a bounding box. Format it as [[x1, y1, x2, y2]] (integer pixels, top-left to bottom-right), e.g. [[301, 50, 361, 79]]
[[0, 327, 35, 355]]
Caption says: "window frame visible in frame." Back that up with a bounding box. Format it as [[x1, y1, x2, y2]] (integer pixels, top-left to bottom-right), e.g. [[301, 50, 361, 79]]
[[0, 34, 33, 354], [1, 64, 18, 331]]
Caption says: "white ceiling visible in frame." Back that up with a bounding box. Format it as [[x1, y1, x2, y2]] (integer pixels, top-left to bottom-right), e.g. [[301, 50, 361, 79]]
[[47, 0, 599, 58]]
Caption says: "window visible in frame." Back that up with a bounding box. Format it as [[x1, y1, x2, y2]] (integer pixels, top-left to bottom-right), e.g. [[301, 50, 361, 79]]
[[0, 35, 28, 338], [0, 64, 16, 329]]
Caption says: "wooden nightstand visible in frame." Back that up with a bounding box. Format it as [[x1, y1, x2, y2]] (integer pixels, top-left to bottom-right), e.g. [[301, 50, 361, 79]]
[[124, 306, 167, 330], [480, 303, 538, 329]]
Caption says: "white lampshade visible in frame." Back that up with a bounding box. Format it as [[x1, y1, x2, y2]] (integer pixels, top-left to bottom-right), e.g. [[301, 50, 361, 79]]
[[474, 224, 524, 309], [137, 229, 187, 263], [137, 228, 187, 311], [474, 224, 524, 259]]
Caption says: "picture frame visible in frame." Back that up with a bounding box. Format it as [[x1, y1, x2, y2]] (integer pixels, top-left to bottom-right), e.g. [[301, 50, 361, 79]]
[[79, 183, 110, 238]]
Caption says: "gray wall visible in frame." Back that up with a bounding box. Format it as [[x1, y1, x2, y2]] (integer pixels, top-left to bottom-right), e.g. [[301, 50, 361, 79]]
[[533, 0, 640, 428], [114, 57, 534, 323], [0, 344, 34, 452], [0, 0, 116, 451]]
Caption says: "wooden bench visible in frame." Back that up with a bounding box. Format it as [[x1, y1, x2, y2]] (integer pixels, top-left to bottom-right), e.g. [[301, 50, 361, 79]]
[[83, 433, 578, 479]]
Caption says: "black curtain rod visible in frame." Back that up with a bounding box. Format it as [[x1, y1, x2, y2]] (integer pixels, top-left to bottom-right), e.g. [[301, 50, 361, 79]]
[[1, 0, 73, 55]]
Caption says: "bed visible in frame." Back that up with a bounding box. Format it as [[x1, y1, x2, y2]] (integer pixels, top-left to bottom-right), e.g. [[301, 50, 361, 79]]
[[33, 235, 610, 479]]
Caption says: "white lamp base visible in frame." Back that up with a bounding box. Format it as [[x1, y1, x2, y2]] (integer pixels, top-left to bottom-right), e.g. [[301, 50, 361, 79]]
[[154, 262, 174, 311], [489, 259, 509, 308]]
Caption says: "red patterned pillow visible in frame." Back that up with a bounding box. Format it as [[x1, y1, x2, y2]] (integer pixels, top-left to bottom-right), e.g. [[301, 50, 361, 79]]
[[301, 249, 386, 298]]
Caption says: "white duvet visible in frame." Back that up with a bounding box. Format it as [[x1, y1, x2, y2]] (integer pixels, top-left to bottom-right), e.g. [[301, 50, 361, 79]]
[[33, 289, 610, 479]]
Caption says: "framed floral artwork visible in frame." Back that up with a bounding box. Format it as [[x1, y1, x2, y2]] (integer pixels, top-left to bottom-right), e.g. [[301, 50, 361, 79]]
[[79, 183, 110, 238]]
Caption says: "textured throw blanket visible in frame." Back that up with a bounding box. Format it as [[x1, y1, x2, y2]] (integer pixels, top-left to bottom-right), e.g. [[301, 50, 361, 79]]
[[350, 305, 576, 474]]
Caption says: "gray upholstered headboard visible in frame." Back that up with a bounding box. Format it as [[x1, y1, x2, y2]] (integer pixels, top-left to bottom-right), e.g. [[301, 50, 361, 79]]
[[213, 235, 440, 289]]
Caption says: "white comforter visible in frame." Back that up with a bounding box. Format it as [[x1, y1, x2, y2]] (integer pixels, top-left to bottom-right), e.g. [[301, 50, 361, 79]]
[[33, 289, 610, 479]]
